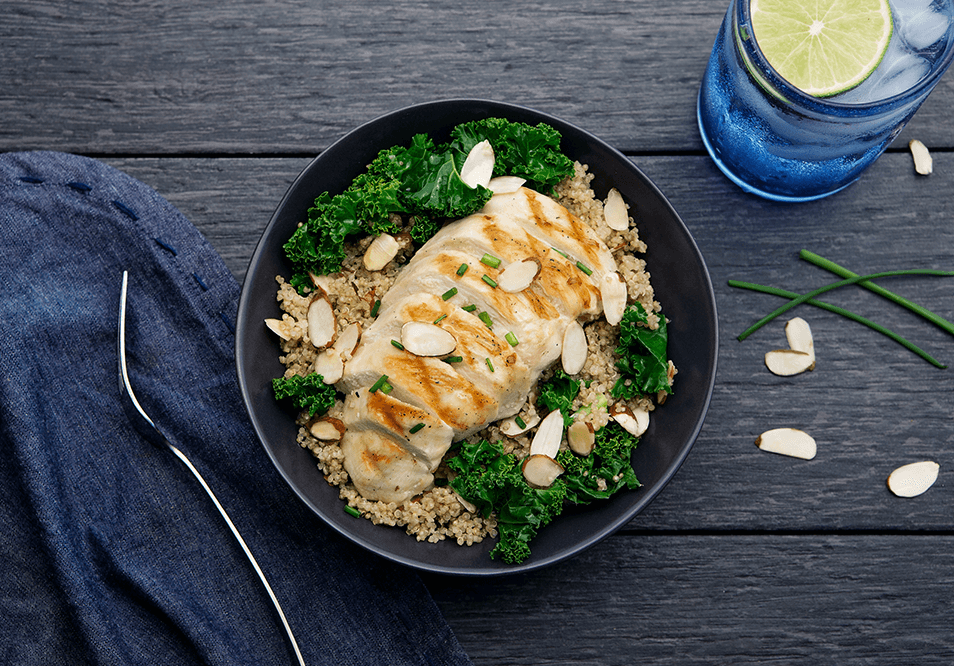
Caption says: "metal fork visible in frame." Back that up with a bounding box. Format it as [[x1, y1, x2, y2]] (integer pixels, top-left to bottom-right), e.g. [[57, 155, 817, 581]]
[[118, 270, 305, 666]]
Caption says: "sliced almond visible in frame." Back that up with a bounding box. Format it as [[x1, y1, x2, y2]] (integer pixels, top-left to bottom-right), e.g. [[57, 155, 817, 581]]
[[363, 233, 400, 271], [561, 320, 588, 375], [887, 461, 939, 498], [529, 409, 564, 458], [909, 139, 933, 176], [460, 140, 495, 189], [453, 491, 478, 514], [310, 417, 345, 441], [603, 187, 629, 231], [522, 454, 565, 489], [600, 272, 627, 326], [567, 420, 595, 456], [498, 412, 541, 437], [333, 321, 362, 357], [785, 317, 815, 361], [400, 321, 457, 357], [764, 349, 815, 376], [264, 317, 291, 341], [611, 404, 649, 437], [755, 428, 816, 460], [307, 294, 336, 350], [309, 271, 333, 293], [313, 348, 344, 384], [498, 258, 541, 293], [488, 175, 525, 194]]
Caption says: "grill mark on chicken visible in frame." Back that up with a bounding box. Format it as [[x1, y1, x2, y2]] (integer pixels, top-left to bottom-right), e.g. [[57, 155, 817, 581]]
[[524, 188, 604, 268]]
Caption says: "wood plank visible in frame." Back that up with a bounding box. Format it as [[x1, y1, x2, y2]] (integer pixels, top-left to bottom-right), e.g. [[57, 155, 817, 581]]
[[424, 535, 954, 665], [3, 0, 953, 154]]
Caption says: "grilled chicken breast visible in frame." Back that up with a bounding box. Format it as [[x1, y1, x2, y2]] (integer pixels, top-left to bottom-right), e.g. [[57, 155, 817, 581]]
[[338, 187, 620, 502]]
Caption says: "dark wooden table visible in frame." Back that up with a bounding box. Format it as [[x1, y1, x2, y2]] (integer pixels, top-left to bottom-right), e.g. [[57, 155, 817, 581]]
[[5, 1, 953, 663]]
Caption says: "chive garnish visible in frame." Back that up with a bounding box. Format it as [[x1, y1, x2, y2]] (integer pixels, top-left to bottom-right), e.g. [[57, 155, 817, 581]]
[[433, 313, 448, 324], [515, 415, 527, 429], [461, 304, 477, 312], [456, 263, 469, 276], [481, 253, 502, 269], [370, 374, 389, 393], [442, 355, 463, 363], [370, 299, 381, 317], [380, 381, 393, 394], [409, 423, 425, 434], [442, 287, 458, 301], [478, 311, 493, 328], [551, 246, 569, 259], [344, 505, 362, 518], [485, 358, 495, 372], [390, 339, 405, 350], [505, 331, 519, 347], [576, 261, 593, 276], [482, 275, 498, 288]]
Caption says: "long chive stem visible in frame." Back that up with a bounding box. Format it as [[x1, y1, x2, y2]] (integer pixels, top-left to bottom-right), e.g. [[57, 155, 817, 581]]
[[727, 280, 947, 368], [799, 250, 954, 339], [735, 269, 954, 341]]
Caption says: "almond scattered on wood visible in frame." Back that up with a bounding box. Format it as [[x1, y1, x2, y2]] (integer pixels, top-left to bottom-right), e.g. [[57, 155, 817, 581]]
[[887, 461, 939, 498], [909, 139, 933, 176], [755, 428, 816, 460], [765, 317, 815, 376]]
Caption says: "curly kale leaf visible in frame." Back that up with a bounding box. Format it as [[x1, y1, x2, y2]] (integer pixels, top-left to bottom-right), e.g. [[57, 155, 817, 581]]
[[449, 118, 575, 194], [557, 421, 641, 504], [611, 302, 673, 400], [448, 439, 567, 564], [272, 373, 336, 418], [536, 369, 581, 427]]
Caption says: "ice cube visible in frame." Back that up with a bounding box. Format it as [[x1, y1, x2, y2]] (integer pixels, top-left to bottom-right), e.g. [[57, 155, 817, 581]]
[[895, 2, 951, 51]]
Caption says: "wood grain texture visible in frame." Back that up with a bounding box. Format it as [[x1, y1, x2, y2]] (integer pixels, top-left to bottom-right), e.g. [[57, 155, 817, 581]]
[[3, 0, 952, 154]]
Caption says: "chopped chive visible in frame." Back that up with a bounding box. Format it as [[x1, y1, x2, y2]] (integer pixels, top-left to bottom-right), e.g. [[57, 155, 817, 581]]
[[409, 423, 425, 434], [576, 261, 593, 276], [552, 246, 569, 259], [344, 505, 362, 518], [515, 415, 527, 429], [370, 299, 381, 317], [456, 263, 469, 276], [461, 304, 478, 312], [380, 381, 393, 394], [481, 253, 502, 269], [442, 287, 458, 301], [478, 311, 493, 328], [482, 274, 498, 288], [442, 355, 464, 363], [485, 358, 495, 372], [505, 331, 519, 347], [390, 339, 405, 350], [433, 313, 448, 324], [370, 374, 389, 393]]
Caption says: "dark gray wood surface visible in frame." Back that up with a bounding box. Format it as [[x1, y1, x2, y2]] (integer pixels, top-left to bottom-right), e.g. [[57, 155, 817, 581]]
[[4, 0, 953, 663]]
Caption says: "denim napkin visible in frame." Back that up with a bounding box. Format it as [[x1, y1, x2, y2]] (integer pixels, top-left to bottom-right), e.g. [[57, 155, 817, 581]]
[[0, 151, 471, 666]]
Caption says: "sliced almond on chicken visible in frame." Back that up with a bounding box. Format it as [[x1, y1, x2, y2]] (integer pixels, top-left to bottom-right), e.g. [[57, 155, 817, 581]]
[[764, 349, 815, 376], [755, 428, 816, 460], [522, 454, 565, 489], [600, 272, 627, 326], [497, 258, 541, 293], [488, 175, 526, 194], [785, 317, 815, 361], [611, 404, 649, 437], [310, 417, 346, 441], [499, 412, 541, 437], [530, 409, 564, 458], [333, 322, 362, 357], [314, 349, 345, 384], [603, 188, 629, 231], [307, 294, 336, 350], [909, 139, 933, 176], [561, 321, 588, 375], [887, 460, 939, 497], [264, 318, 291, 341], [400, 321, 457, 357], [460, 140, 495, 189], [567, 420, 595, 456], [363, 233, 401, 271]]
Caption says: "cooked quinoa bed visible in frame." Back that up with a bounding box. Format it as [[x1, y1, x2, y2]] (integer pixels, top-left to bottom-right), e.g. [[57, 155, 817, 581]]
[[270, 162, 675, 546]]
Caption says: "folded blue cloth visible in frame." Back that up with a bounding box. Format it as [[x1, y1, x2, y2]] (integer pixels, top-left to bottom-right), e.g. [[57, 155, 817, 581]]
[[0, 151, 472, 665]]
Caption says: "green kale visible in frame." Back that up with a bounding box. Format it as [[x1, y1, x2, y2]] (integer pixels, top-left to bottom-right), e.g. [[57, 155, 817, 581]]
[[557, 421, 641, 504], [448, 439, 567, 564], [536, 369, 581, 427], [611, 302, 673, 400], [408, 216, 439, 244], [272, 373, 336, 417]]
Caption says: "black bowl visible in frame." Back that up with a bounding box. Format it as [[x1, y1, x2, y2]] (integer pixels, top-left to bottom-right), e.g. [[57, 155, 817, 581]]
[[236, 99, 718, 576]]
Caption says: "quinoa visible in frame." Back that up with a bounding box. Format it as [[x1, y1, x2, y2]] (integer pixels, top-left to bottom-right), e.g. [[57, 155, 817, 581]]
[[272, 162, 674, 546]]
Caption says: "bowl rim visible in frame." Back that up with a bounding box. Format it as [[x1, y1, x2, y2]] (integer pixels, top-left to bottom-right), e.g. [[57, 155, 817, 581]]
[[236, 98, 718, 576]]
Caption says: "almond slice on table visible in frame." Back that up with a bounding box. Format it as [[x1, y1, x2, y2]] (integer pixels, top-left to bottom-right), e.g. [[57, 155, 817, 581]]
[[499, 412, 541, 437], [488, 175, 525, 194], [561, 320, 588, 375], [603, 188, 629, 231], [307, 293, 337, 350], [755, 428, 816, 460], [909, 139, 933, 176], [400, 321, 457, 357], [460, 140, 495, 189], [497, 258, 541, 293], [567, 420, 595, 456], [600, 272, 627, 326], [764, 349, 815, 376], [785, 317, 815, 360], [363, 233, 400, 271], [887, 461, 939, 498]]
